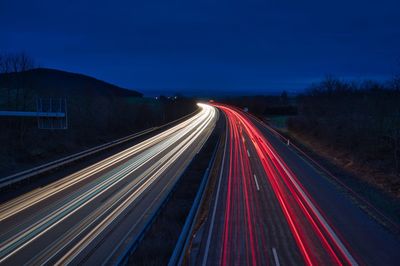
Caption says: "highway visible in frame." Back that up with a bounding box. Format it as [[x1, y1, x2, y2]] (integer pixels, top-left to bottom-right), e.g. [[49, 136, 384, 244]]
[[189, 104, 400, 266], [0, 103, 217, 265]]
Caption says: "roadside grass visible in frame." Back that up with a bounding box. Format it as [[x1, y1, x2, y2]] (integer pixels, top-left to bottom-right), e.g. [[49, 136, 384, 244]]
[[264, 115, 291, 130], [265, 117, 400, 232]]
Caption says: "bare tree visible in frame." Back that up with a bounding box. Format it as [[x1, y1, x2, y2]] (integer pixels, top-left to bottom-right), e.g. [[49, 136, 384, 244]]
[[11, 53, 35, 109], [0, 52, 35, 108], [0, 52, 35, 149], [0, 53, 12, 108]]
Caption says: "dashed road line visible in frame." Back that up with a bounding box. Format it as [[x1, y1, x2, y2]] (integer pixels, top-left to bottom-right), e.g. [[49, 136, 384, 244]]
[[253, 174, 260, 191], [272, 247, 280, 266]]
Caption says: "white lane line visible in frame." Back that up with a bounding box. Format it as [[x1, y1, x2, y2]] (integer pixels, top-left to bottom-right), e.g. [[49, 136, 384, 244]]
[[253, 174, 260, 191], [202, 119, 228, 266], [263, 139, 358, 265], [236, 111, 358, 265], [272, 248, 280, 266], [247, 149, 250, 157]]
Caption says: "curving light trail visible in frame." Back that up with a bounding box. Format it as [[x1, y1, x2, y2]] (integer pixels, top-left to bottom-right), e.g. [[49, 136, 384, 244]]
[[0, 107, 210, 222], [0, 103, 217, 265], [214, 104, 358, 266]]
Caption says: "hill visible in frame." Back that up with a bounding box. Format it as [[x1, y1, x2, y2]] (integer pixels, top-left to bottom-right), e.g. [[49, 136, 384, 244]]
[[0, 67, 142, 101], [0, 67, 196, 178]]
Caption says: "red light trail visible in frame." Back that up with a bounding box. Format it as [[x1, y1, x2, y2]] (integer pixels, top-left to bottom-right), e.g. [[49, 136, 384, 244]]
[[221, 107, 264, 265], [214, 103, 358, 266]]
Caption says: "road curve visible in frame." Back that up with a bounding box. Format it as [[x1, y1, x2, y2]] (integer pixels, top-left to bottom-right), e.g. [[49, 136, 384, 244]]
[[0, 103, 217, 265], [188, 104, 400, 266]]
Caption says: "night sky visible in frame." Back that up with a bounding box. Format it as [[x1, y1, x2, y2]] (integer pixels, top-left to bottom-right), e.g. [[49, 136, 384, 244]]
[[1, 0, 400, 96]]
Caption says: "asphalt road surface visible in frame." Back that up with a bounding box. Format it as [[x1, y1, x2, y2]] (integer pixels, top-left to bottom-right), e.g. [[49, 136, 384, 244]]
[[0, 103, 217, 265], [190, 104, 400, 266]]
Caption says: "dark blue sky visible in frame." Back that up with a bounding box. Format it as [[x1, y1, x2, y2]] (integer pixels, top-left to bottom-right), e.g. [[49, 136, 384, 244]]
[[1, 0, 400, 96]]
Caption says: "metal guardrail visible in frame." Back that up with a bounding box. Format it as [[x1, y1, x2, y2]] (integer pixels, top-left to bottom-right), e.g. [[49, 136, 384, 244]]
[[111, 128, 217, 266], [168, 137, 221, 266], [0, 127, 155, 189], [0, 109, 200, 189]]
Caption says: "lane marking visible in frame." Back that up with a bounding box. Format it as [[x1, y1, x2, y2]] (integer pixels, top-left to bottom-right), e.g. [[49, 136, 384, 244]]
[[265, 142, 358, 265], [228, 108, 357, 264], [253, 174, 260, 191], [247, 149, 250, 157], [246, 114, 358, 265], [272, 248, 280, 266]]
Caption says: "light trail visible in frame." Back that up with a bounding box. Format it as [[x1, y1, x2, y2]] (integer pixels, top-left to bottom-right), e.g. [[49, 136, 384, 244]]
[[219, 107, 267, 265], [55, 105, 215, 265], [214, 103, 358, 266], [0, 108, 207, 222], [0, 103, 217, 265]]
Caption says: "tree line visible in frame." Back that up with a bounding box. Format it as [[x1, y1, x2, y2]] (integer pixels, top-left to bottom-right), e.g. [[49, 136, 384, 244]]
[[288, 77, 400, 181], [0, 52, 196, 176], [222, 92, 298, 116]]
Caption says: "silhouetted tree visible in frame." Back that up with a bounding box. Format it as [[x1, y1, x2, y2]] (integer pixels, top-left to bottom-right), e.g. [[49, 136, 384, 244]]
[[281, 90, 288, 105], [289, 77, 400, 180]]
